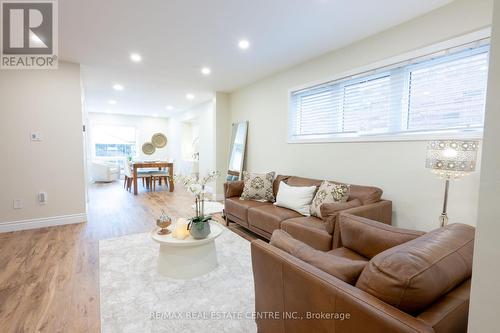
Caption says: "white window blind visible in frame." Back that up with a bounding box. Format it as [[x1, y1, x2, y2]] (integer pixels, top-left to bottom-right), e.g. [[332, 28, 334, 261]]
[[289, 42, 489, 142]]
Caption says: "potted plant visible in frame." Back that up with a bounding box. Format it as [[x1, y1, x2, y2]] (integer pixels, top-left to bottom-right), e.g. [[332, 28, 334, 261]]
[[175, 171, 219, 239]]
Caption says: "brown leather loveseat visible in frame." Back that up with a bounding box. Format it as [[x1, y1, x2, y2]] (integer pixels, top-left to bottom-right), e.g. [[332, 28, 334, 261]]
[[251, 213, 475, 333], [224, 175, 392, 251]]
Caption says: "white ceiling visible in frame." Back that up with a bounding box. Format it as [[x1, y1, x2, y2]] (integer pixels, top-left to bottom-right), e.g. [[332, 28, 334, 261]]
[[59, 0, 453, 117]]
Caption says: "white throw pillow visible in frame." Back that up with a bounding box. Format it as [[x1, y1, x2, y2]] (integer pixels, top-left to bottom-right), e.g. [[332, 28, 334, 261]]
[[274, 181, 317, 216]]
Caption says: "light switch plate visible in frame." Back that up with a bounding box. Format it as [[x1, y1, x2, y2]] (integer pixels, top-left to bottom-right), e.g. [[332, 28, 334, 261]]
[[13, 199, 23, 209]]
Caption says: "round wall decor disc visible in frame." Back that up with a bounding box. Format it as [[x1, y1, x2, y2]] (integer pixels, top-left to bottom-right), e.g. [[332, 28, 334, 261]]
[[142, 142, 156, 155], [152, 133, 168, 148]]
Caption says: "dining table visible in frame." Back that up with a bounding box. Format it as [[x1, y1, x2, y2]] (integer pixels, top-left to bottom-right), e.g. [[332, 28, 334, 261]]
[[132, 161, 174, 195]]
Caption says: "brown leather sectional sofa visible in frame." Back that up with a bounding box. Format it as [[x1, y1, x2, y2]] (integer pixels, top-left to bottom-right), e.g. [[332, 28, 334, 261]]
[[251, 213, 475, 333], [224, 175, 392, 251]]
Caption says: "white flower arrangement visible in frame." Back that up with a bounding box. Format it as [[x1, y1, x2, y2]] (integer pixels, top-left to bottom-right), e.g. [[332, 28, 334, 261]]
[[175, 171, 220, 217]]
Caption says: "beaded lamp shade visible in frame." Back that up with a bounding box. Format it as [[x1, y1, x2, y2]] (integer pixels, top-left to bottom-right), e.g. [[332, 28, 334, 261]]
[[425, 140, 479, 179]]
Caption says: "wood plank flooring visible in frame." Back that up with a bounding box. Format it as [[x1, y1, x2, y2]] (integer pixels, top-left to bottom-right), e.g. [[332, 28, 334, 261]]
[[0, 182, 259, 333]]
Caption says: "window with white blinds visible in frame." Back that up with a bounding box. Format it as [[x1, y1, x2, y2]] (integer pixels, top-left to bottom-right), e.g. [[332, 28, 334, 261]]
[[289, 43, 489, 142]]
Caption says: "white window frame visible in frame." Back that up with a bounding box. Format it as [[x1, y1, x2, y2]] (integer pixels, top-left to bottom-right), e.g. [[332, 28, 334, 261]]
[[287, 29, 490, 144]]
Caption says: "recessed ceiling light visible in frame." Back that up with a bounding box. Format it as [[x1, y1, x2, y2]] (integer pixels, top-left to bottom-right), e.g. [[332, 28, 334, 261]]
[[130, 53, 142, 62], [201, 67, 211, 75], [166, 105, 174, 111], [238, 39, 250, 50], [113, 84, 124, 91], [152, 113, 159, 117], [186, 93, 195, 100], [108, 100, 117, 105]]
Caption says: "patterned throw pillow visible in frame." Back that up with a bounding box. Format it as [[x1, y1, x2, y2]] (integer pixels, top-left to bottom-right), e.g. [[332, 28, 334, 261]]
[[240, 171, 276, 202], [310, 180, 350, 218]]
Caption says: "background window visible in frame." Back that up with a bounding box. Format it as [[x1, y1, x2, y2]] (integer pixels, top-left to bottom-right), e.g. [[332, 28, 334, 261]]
[[91, 125, 137, 172], [289, 43, 489, 142], [95, 143, 136, 157], [407, 51, 489, 131], [342, 74, 392, 134]]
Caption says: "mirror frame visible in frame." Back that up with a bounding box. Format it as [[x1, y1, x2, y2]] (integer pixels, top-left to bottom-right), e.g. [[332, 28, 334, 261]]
[[227, 121, 248, 181]]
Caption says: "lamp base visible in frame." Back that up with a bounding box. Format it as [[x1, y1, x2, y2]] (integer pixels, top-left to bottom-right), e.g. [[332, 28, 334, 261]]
[[439, 213, 449, 228]]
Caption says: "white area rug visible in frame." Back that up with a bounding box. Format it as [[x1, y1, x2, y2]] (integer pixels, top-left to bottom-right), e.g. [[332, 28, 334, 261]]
[[99, 228, 257, 333], [191, 201, 225, 215]]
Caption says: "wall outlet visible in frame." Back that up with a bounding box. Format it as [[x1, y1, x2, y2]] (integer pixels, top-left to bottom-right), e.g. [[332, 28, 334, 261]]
[[13, 199, 23, 209], [30, 132, 42, 141], [38, 192, 48, 204]]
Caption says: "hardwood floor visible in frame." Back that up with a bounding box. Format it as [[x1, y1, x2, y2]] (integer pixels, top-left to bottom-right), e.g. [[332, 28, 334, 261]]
[[0, 182, 259, 333]]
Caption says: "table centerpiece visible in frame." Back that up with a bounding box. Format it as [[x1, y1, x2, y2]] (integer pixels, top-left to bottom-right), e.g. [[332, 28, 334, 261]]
[[175, 171, 219, 239]]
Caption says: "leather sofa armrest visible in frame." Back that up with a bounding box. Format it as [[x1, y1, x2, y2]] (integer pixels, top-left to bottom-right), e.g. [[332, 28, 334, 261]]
[[224, 180, 244, 198], [251, 239, 434, 333], [343, 200, 392, 225], [416, 280, 471, 333], [320, 199, 362, 234], [280, 220, 333, 251], [331, 200, 392, 248]]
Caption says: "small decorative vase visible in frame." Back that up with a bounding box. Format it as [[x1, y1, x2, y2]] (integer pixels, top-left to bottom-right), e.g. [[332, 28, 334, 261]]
[[156, 210, 172, 235], [188, 219, 211, 239]]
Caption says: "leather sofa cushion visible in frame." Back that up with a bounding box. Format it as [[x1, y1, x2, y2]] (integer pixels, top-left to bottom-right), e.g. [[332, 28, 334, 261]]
[[327, 247, 369, 262], [270, 230, 367, 285], [340, 214, 425, 259], [347, 185, 382, 205], [281, 217, 332, 251], [356, 223, 475, 314], [225, 198, 270, 224], [274, 175, 383, 205], [224, 181, 244, 198], [248, 204, 302, 235], [284, 176, 322, 188]]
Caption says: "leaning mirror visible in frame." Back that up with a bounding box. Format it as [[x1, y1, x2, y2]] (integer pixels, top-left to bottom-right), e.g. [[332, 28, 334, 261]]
[[227, 121, 248, 181]]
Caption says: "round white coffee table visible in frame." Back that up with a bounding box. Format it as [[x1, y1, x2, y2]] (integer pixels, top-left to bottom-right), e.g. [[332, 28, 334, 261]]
[[151, 221, 224, 279]]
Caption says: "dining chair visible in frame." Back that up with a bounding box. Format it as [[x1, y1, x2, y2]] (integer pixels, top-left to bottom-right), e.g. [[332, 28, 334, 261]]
[[124, 160, 152, 192], [150, 159, 174, 191]]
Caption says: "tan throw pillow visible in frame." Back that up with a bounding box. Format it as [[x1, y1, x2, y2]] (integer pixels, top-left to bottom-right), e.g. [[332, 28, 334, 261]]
[[270, 230, 367, 285], [240, 171, 275, 202], [310, 180, 350, 218]]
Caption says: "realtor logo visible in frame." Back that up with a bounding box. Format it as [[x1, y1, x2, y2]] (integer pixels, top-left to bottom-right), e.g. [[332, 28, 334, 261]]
[[1, 0, 58, 69]]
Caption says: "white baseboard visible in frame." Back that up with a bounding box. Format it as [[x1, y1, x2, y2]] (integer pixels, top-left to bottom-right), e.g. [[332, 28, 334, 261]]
[[0, 213, 87, 233]]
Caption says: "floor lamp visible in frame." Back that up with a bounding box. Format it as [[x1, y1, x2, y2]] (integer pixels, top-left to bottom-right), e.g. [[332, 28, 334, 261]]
[[425, 140, 479, 227]]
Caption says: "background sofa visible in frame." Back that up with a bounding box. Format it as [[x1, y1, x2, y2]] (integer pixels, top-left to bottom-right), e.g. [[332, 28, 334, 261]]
[[251, 214, 475, 333], [224, 175, 392, 250], [90, 161, 120, 182]]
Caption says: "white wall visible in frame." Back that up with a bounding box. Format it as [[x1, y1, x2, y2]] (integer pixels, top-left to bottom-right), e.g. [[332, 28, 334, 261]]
[[167, 96, 231, 199], [167, 101, 216, 186], [214, 92, 231, 198], [86, 112, 170, 164], [229, 0, 493, 231], [0, 62, 87, 231], [468, 0, 500, 331]]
